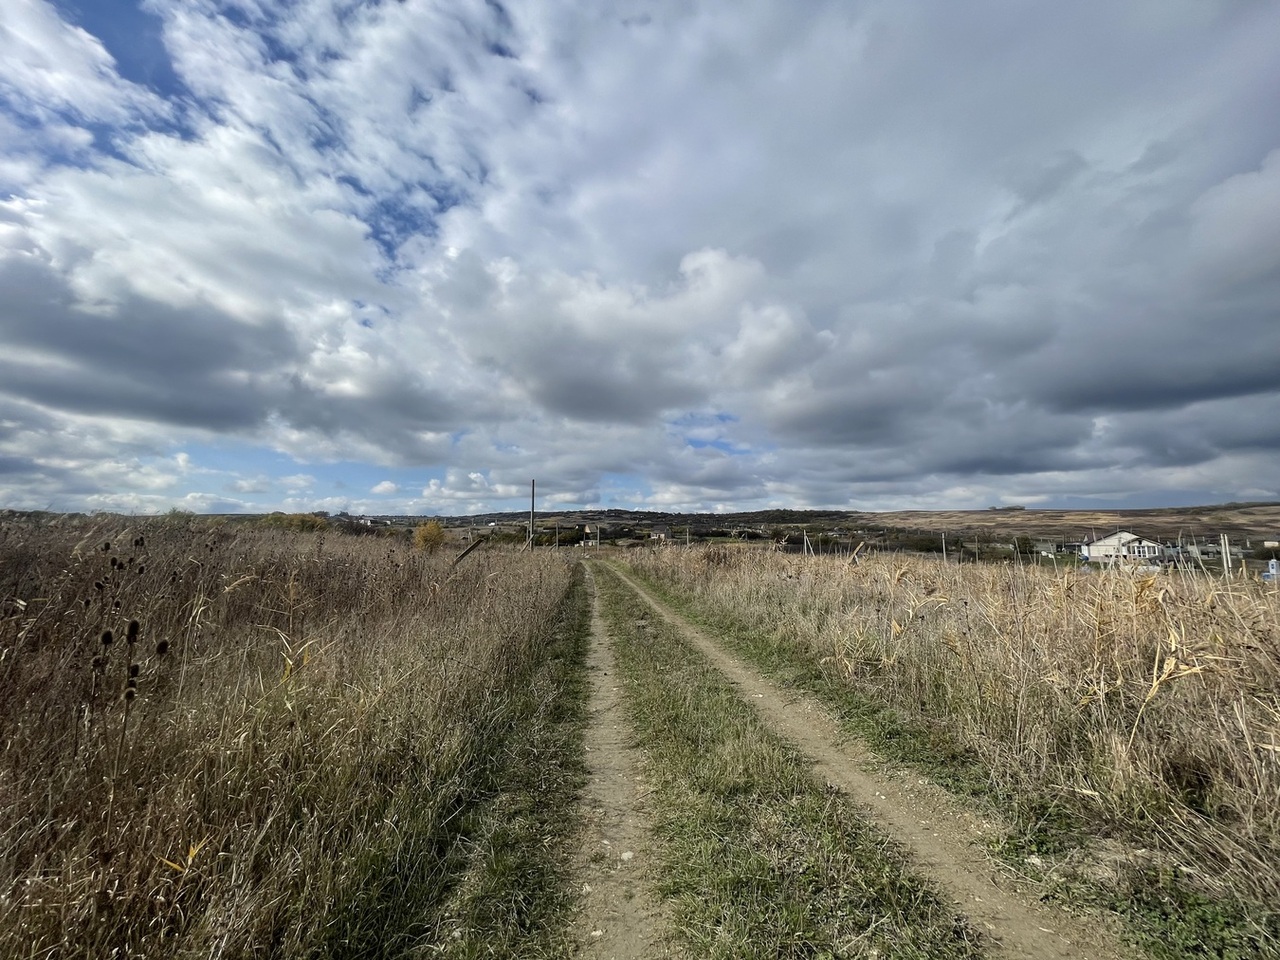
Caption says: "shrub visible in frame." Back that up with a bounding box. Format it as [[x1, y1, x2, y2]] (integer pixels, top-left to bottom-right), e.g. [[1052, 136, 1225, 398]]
[[260, 512, 329, 532], [413, 519, 446, 553]]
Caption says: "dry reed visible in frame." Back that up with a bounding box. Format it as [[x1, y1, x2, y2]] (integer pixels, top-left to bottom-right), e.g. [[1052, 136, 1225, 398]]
[[0, 513, 574, 956]]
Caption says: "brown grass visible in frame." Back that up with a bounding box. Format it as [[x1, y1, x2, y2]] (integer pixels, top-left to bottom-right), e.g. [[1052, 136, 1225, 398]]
[[850, 501, 1280, 542], [0, 513, 575, 956], [625, 547, 1280, 909]]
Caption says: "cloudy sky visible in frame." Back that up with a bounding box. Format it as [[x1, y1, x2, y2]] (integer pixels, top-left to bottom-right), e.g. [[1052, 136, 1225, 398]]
[[2, 0, 1279, 515]]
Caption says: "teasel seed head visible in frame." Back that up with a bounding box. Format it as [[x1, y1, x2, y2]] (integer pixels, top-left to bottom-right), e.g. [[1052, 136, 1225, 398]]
[[126, 620, 140, 643], [101, 629, 114, 646], [155, 640, 170, 656], [128, 663, 140, 678], [123, 687, 136, 701]]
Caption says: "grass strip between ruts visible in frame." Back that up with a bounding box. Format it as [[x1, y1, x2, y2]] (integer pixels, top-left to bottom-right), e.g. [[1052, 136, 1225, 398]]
[[593, 562, 983, 960]]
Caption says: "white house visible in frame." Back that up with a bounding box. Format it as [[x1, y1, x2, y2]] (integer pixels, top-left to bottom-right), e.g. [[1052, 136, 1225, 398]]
[[1080, 531, 1168, 564]]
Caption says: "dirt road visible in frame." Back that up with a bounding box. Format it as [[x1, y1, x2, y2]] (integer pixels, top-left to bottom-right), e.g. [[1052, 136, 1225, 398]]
[[570, 567, 674, 958], [599, 561, 1135, 960]]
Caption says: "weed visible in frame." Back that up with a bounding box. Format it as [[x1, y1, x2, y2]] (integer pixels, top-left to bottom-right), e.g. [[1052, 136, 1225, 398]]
[[0, 515, 585, 957]]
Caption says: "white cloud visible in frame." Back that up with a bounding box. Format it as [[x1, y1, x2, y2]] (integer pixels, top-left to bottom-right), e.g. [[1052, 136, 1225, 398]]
[[0, 0, 169, 125], [1, 0, 1279, 514], [279, 474, 316, 494], [229, 475, 273, 494]]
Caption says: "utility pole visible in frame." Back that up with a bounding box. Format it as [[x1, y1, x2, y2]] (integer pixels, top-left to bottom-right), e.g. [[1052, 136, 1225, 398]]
[[528, 479, 535, 549]]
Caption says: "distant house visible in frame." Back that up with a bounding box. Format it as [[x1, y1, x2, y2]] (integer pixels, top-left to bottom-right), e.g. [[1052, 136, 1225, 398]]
[[1080, 531, 1167, 564], [1179, 540, 1222, 561]]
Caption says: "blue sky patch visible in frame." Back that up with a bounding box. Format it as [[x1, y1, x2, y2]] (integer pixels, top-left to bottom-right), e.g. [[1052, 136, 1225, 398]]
[[53, 0, 185, 98]]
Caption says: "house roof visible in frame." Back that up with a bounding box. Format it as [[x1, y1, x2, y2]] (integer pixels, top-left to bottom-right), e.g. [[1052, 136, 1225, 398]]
[[1083, 530, 1165, 547]]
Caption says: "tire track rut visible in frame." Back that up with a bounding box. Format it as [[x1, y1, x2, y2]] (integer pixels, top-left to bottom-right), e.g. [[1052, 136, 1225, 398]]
[[602, 561, 1135, 960], [570, 567, 674, 958]]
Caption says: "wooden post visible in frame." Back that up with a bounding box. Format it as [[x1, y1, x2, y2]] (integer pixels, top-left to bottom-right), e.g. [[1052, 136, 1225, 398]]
[[529, 479, 535, 548]]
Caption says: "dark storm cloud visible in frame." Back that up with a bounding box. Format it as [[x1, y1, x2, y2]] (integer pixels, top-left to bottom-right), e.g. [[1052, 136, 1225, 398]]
[[0, 256, 298, 429], [274, 370, 464, 462], [762, 377, 940, 448], [511, 345, 707, 425], [0, 454, 39, 477], [996, 280, 1280, 416], [1107, 396, 1280, 467]]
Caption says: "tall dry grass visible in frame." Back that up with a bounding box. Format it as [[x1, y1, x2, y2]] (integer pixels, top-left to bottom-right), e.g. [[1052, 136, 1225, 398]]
[[0, 513, 574, 957], [626, 547, 1280, 906]]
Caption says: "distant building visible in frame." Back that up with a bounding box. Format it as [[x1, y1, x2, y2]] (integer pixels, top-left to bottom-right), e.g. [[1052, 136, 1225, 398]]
[[1178, 540, 1222, 561], [1080, 531, 1168, 564]]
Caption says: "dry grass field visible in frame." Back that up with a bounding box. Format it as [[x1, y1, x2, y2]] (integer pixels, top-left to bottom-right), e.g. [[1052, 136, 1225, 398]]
[[7, 508, 1279, 957], [0, 514, 585, 958], [625, 547, 1280, 952]]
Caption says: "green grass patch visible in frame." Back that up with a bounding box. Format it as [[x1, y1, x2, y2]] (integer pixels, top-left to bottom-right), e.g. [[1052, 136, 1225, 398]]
[[593, 563, 982, 959], [1105, 867, 1280, 960]]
